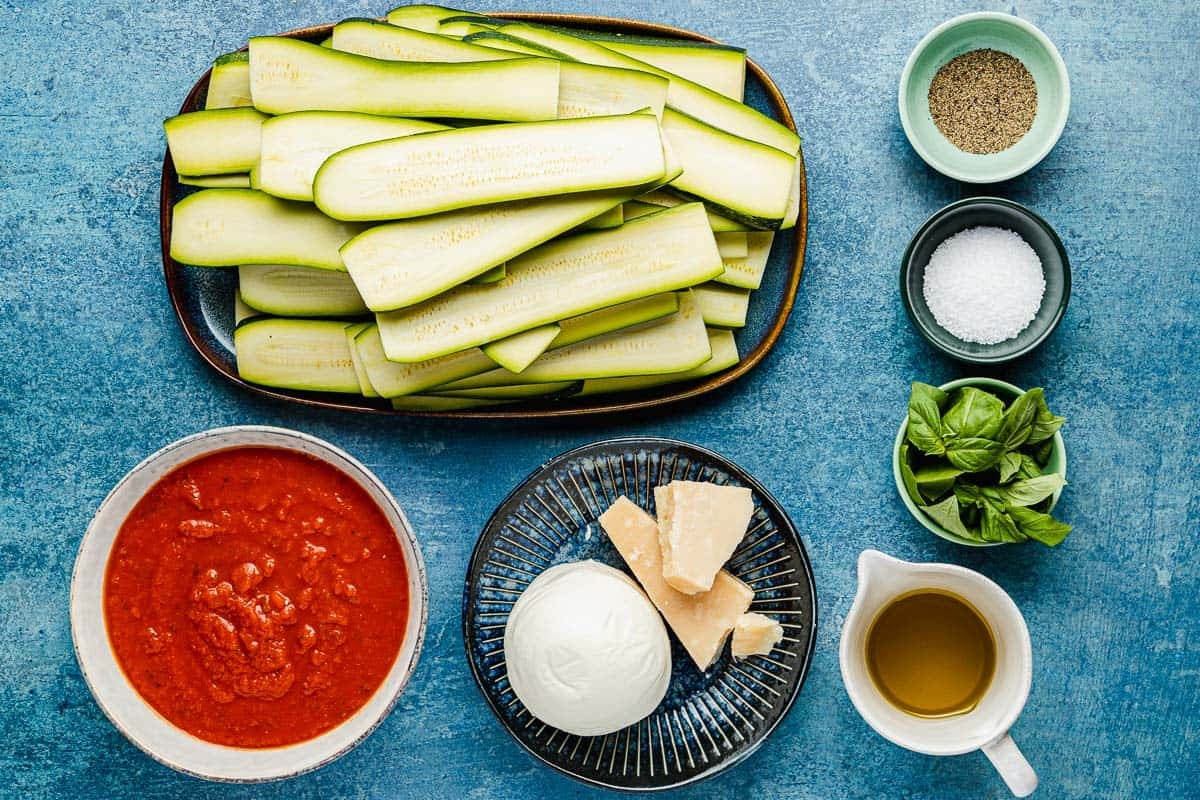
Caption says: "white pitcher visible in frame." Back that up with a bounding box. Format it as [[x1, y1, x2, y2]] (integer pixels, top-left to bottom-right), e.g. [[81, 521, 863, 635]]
[[839, 549, 1038, 797]]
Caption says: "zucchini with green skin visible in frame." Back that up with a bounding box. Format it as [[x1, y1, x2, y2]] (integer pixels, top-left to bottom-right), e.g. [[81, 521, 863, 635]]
[[164, 108, 268, 176], [385, 4, 480, 32], [713, 231, 774, 290], [463, 30, 567, 58], [180, 174, 251, 188], [578, 205, 624, 230], [468, 264, 506, 284], [339, 188, 639, 311], [376, 203, 723, 362], [440, 290, 710, 386], [331, 18, 513, 62], [481, 324, 562, 373], [660, 107, 795, 229], [579, 37, 745, 101], [344, 321, 380, 397], [578, 327, 739, 396], [257, 111, 447, 202], [314, 114, 666, 222], [238, 264, 368, 317], [436, 293, 680, 391], [205, 51, 251, 109], [248, 36, 560, 121], [635, 190, 750, 232], [715, 232, 748, 259], [234, 318, 361, 394], [354, 324, 496, 397], [482, 22, 799, 155], [171, 189, 365, 270], [691, 282, 750, 328]]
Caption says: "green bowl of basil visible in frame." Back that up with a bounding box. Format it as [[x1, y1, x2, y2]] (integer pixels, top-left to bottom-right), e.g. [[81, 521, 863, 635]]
[[892, 377, 1068, 547]]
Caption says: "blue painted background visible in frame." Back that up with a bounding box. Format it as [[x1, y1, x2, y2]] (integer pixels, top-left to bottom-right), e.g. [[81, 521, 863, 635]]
[[1, 1, 1196, 797]]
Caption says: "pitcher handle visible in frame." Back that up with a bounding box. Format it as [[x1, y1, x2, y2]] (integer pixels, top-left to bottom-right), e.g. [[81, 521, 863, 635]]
[[982, 733, 1038, 797]]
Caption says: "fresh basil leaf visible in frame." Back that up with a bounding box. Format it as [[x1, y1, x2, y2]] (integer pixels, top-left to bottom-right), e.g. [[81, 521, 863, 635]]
[[998, 451, 1023, 483], [1017, 454, 1043, 480], [997, 388, 1040, 451], [1009, 506, 1072, 546], [961, 503, 982, 529], [907, 382, 948, 455], [914, 464, 964, 503], [954, 482, 983, 508], [897, 444, 925, 507], [981, 505, 1024, 543], [1000, 473, 1067, 507], [942, 386, 1005, 441], [945, 436, 1004, 472], [979, 485, 1009, 512], [1027, 391, 1066, 444], [920, 495, 977, 539], [1032, 437, 1055, 467]]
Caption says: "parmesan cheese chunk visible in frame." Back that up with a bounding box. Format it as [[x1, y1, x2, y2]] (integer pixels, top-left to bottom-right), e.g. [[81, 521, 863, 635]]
[[731, 612, 783, 659], [653, 480, 754, 595], [600, 496, 753, 671]]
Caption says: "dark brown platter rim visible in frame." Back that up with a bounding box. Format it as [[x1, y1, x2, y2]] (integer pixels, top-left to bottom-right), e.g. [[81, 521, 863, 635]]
[[160, 13, 808, 418]]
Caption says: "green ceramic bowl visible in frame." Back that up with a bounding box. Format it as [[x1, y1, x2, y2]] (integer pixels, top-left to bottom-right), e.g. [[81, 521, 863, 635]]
[[892, 377, 1067, 547], [900, 197, 1071, 364], [899, 12, 1070, 183]]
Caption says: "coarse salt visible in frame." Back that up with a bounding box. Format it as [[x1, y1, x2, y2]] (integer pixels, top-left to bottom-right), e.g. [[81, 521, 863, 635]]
[[922, 226, 1045, 345]]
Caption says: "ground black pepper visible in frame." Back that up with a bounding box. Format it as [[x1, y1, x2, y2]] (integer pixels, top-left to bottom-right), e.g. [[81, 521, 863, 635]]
[[928, 49, 1038, 154]]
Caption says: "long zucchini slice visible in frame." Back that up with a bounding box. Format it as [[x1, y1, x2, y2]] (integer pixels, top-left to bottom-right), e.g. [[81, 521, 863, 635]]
[[340, 189, 636, 310], [248, 37, 559, 121], [234, 318, 360, 393], [464, 30, 567, 58], [171, 189, 365, 270], [435, 293, 680, 391], [164, 108, 268, 176], [344, 322, 380, 397], [486, 22, 799, 155], [355, 325, 495, 397], [432, 381, 579, 400], [578, 327, 739, 396], [715, 232, 748, 259], [376, 203, 723, 362], [587, 38, 745, 102], [692, 283, 750, 328], [314, 114, 666, 221], [238, 264, 368, 317], [385, 4, 481, 32], [578, 205, 624, 231], [661, 107, 794, 229], [258, 111, 447, 202], [205, 51, 252, 109], [180, 173, 251, 188], [482, 324, 562, 373], [332, 17, 513, 62], [446, 291, 710, 386], [713, 231, 774, 290]]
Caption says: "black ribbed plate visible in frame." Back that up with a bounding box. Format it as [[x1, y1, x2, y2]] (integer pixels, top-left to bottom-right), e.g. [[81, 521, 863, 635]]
[[463, 437, 817, 791]]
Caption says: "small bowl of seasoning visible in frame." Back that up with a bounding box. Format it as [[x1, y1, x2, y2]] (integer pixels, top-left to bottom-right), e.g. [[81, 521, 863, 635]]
[[70, 426, 429, 782], [899, 12, 1070, 183], [901, 197, 1070, 363]]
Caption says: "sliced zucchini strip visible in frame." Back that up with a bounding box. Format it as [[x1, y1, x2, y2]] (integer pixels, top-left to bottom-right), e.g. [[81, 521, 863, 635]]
[[344, 321, 380, 397], [692, 283, 750, 328], [468, 264, 506, 285], [234, 318, 361, 394], [314, 114, 666, 221], [431, 381, 579, 400], [331, 17, 512, 62], [482, 325, 562, 373], [376, 203, 723, 362], [205, 51, 252, 109], [385, 5, 477, 33], [713, 231, 774, 290], [635, 190, 751, 232], [170, 189, 365, 270], [164, 108, 268, 176], [355, 325, 495, 398], [248, 36, 560, 121], [340, 189, 635, 311], [715, 232, 748, 259], [238, 264, 368, 317], [179, 174, 251, 188], [258, 111, 447, 202], [578, 327, 739, 396], [577, 205, 624, 231]]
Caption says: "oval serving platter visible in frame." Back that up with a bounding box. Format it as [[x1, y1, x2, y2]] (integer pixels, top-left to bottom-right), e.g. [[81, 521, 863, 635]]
[[161, 14, 808, 417], [463, 438, 817, 790]]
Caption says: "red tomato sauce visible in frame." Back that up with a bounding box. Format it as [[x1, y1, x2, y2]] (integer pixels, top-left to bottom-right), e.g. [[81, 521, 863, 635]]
[[104, 446, 409, 748]]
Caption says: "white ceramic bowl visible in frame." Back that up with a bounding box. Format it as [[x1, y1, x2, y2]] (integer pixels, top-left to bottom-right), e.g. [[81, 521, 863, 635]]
[[69, 425, 428, 782]]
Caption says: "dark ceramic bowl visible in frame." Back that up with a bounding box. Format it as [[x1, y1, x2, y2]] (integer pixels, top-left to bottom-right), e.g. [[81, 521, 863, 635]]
[[900, 197, 1070, 364], [463, 438, 817, 791]]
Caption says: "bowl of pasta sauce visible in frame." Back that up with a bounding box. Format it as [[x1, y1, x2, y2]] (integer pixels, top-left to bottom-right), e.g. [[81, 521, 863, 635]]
[[70, 426, 427, 781]]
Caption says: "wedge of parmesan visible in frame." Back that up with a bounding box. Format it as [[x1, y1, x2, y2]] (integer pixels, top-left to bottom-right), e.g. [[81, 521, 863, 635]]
[[600, 496, 752, 671], [653, 480, 754, 594], [731, 612, 783, 659]]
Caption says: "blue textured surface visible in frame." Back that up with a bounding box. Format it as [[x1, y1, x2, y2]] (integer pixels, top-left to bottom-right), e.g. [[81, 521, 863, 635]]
[[1, 1, 1197, 798]]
